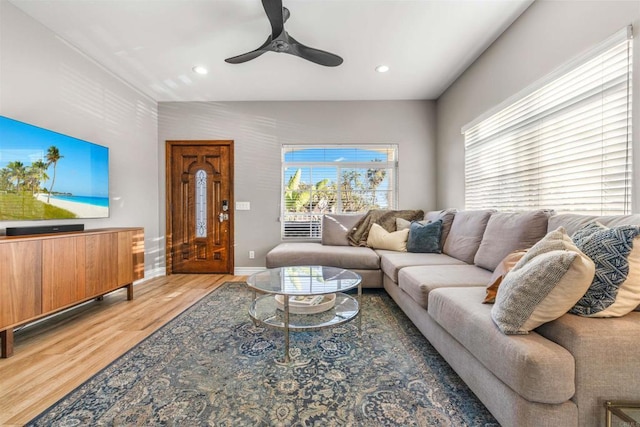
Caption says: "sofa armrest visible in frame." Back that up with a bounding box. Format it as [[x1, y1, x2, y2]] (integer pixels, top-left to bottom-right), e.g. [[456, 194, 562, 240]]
[[535, 312, 640, 426]]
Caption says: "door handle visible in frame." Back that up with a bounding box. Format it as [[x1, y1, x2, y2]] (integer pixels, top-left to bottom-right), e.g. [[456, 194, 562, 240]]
[[219, 212, 229, 222]]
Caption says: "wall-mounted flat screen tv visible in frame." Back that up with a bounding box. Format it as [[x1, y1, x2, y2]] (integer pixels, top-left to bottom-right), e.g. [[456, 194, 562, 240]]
[[0, 116, 109, 221]]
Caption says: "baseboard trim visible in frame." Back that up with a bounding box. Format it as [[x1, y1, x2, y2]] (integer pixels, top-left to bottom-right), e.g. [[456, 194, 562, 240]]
[[137, 267, 261, 279], [234, 267, 267, 276], [139, 267, 166, 283]]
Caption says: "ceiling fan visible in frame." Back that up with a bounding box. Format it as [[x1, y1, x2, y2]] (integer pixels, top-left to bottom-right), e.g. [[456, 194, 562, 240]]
[[225, 0, 343, 67]]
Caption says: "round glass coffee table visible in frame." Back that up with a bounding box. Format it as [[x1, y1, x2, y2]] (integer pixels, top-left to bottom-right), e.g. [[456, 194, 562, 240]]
[[247, 265, 362, 363]]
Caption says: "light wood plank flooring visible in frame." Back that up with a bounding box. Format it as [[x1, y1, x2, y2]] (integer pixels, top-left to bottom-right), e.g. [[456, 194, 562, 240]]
[[0, 274, 246, 426]]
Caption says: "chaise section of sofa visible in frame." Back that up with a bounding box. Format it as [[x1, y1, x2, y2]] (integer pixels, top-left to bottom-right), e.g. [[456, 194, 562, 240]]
[[265, 242, 383, 287], [266, 213, 384, 287]]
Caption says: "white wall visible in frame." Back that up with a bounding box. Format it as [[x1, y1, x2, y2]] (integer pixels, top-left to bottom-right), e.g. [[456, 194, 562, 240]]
[[159, 101, 436, 271], [436, 0, 640, 213], [0, 2, 162, 276]]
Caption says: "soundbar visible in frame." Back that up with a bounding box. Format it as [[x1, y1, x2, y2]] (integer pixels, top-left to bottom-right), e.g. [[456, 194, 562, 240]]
[[6, 224, 85, 236]]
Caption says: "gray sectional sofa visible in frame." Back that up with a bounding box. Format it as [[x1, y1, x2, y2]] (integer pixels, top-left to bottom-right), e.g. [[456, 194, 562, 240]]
[[266, 209, 640, 427]]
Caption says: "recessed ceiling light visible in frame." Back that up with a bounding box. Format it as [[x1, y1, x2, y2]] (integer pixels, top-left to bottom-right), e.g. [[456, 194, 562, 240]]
[[375, 65, 390, 73], [192, 66, 208, 75]]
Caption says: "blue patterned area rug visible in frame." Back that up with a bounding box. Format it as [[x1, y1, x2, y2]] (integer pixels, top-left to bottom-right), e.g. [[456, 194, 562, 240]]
[[28, 282, 498, 426]]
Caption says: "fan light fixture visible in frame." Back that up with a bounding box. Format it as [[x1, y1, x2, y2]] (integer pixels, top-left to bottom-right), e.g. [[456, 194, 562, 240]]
[[192, 66, 208, 75], [225, 0, 343, 67], [375, 65, 390, 73]]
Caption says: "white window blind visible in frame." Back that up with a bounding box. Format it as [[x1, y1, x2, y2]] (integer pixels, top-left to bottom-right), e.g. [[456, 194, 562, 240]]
[[281, 145, 398, 239], [463, 26, 633, 214]]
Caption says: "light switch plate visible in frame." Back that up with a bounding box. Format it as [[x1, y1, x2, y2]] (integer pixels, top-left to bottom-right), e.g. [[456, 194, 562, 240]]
[[236, 201, 251, 211]]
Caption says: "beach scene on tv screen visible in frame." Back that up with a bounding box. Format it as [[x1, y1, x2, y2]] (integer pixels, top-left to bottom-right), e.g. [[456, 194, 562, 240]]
[[0, 116, 109, 221]]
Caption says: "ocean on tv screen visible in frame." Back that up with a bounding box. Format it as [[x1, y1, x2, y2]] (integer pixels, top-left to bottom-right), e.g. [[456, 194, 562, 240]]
[[50, 195, 110, 207]]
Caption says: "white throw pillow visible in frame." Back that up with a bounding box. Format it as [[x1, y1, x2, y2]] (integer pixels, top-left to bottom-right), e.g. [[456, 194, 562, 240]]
[[366, 223, 409, 251], [491, 227, 595, 334]]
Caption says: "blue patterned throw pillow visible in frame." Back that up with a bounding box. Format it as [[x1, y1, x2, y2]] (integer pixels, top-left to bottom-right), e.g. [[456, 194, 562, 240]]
[[571, 222, 603, 246], [407, 219, 442, 253], [570, 222, 640, 317]]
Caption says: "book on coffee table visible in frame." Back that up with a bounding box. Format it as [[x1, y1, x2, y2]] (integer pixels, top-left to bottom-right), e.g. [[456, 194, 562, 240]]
[[289, 295, 325, 306]]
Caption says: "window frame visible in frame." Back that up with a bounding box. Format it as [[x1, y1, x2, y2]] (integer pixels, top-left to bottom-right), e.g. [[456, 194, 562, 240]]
[[280, 144, 399, 240]]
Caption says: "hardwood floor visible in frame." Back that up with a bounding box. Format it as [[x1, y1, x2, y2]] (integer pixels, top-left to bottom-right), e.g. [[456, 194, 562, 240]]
[[0, 274, 246, 426]]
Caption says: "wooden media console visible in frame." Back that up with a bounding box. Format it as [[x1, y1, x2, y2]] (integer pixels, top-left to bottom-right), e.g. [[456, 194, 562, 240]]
[[0, 227, 144, 358]]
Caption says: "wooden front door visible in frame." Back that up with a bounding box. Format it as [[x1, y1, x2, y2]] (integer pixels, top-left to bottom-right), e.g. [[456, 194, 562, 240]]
[[166, 141, 233, 274]]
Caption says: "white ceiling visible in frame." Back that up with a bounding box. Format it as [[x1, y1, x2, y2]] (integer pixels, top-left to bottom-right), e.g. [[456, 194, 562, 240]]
[[10, 0, 533, 102]]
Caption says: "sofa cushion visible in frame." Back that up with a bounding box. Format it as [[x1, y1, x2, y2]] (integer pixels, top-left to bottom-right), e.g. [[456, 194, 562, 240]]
[[378, 251, 466, 282], [321, 213, 364, 246], [398, 265, 492, 309], [407, 220, 442, 253], [570, 222, 640, 317], [266, 242, 380, 270], [424, 209, 457, 250], [443, 210, 494, 264], [366, 223, 409, 251], [428, 287, 576, 404], [474, 210, 551, 271], [548, 213, 640, 235]]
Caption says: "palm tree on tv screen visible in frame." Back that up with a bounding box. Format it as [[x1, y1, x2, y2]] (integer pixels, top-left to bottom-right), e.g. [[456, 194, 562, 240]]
[[0, 168, 11, 191], [6, 161, 26, 192], [45, 146, 63, 204], [28, 160, 48, 195]]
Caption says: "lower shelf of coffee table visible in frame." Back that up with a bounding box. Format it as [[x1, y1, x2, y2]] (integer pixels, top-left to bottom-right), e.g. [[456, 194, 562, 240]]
[[249, 292, 359, 331]]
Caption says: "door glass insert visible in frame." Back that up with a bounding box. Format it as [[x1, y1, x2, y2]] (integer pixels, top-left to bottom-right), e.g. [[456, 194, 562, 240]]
[[195, 169, 207, 237]]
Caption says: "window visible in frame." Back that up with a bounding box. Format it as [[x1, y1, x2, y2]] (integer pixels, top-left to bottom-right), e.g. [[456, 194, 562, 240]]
[[281, 145, 398, 238], [195, 169, 207, 238], [463, 27, 632, 215]]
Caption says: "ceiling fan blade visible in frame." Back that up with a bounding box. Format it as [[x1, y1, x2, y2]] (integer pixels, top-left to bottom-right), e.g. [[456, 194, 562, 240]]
[[288, 36, 343, 67], [225, 49, 268, 64], [225, 36, 272, 64], [262, 0, 284, 38]]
